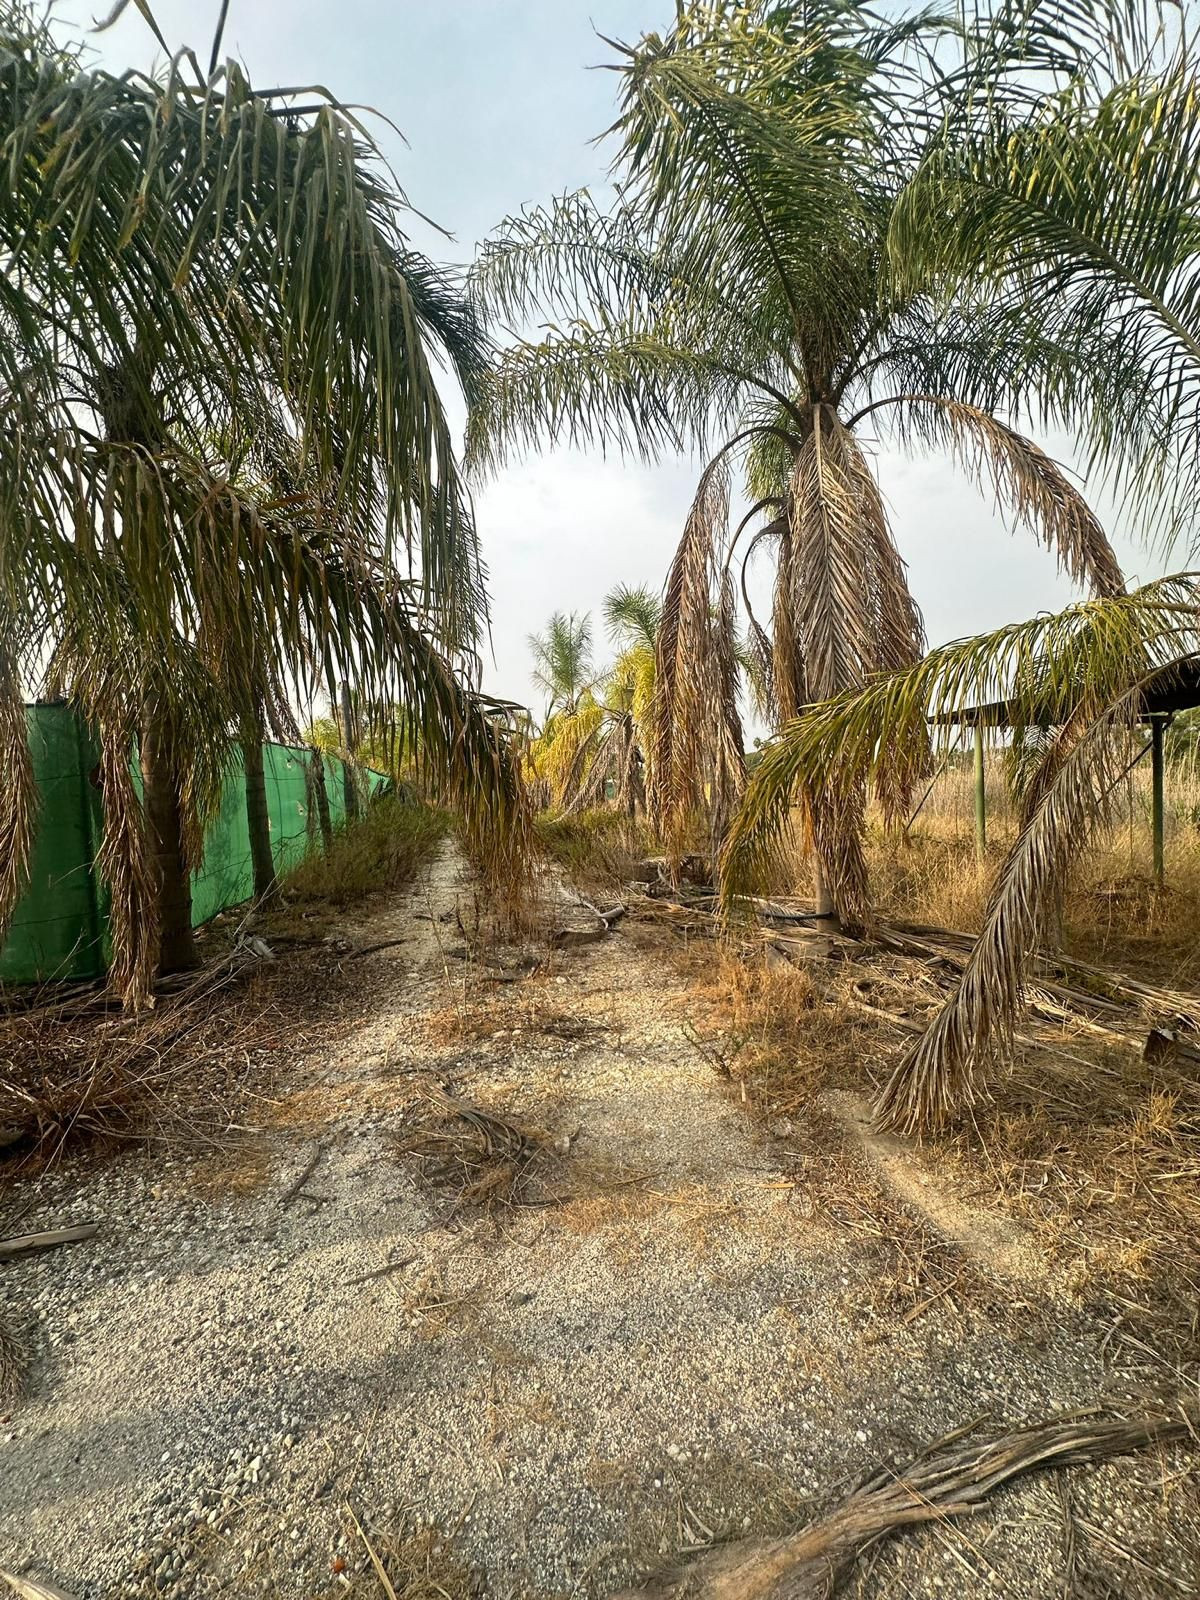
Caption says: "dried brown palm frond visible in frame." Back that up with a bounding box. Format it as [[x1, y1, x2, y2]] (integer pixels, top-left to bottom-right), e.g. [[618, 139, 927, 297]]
[[609, 1408, 1190, 1599], [612, 1408, 1190, 1600], [709, 571, 749, 856], [650, 458, 748, 861], [771, 518, 805, 724], [0, 649, 36, 941], [895, 396, 1126, 599], [95, 720, 158, 1012], [397, 1089, 561, 1212], [787, 408, 926, 924], [876, 684, 1143, 1132], [565, 712, 645, 818]]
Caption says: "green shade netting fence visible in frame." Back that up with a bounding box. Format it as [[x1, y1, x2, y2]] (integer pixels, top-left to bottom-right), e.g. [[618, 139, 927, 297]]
[[0, 706, 386, 985]]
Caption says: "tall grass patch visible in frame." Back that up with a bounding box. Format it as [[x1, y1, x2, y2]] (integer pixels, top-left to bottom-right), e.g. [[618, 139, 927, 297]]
[[282, 797, 449, 908]]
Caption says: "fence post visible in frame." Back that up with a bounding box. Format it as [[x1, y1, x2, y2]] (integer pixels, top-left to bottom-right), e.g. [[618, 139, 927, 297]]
[[1151, 714, 1166, 888]]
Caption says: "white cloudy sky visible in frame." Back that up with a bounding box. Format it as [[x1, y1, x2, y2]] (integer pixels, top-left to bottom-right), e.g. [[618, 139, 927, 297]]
[[62, 0, 1171, 726]]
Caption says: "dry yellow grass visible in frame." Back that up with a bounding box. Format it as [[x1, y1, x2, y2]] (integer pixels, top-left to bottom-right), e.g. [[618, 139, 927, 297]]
[[873, 757, 1200, 981]]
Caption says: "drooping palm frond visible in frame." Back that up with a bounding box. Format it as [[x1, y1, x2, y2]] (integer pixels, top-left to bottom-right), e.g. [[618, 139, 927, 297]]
[[0, 642, 36, 940], [723, 577, 1199, 901], [721, 575, 1200, 1127], [876, 684, 1146, 1132], [880, 396, 1126, 597], [649, 460, 746, 858], [889, 33, 1200, 548]]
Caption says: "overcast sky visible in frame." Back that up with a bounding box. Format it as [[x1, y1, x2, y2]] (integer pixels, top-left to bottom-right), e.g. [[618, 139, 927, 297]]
[[61, 0, 1169, 728]]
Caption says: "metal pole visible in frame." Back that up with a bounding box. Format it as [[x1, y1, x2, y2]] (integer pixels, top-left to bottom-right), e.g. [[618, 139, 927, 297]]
[[973, 722, 987, 862], [1151, 714, 1165, 888]]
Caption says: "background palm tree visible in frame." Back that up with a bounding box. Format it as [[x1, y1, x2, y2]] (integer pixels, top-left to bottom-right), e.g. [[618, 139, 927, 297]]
[[0, 2, 526, 999], [528, 612, 595, 720], [524, 587, 663, 817], [469, 1, 1135, 916]]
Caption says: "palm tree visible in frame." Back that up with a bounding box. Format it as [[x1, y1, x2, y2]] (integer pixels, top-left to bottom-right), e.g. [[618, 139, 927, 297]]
[[722, 2, 1200, 1133], [0, 3, 525, 999], [528, 612, 595, 719], [468, 1, 1132, 919], [524, 587, 662, 818], [603, 583, 661, 812]]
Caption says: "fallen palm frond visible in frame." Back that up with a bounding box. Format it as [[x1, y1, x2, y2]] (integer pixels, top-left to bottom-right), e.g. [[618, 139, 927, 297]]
[[0, 950, 277, 1158], [396, 1089, 564, 1212], [0, 1572, 78, 1600], [609, 1409, 1191, 1600]]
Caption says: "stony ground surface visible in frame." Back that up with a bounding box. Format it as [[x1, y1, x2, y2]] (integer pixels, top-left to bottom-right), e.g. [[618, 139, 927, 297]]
[[0, 842, 1196, 1599]]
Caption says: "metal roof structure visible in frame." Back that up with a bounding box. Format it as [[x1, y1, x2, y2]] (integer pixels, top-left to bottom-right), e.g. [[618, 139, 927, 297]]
[[932, 654, 1200, 728], [931, 655, 1200, 886]]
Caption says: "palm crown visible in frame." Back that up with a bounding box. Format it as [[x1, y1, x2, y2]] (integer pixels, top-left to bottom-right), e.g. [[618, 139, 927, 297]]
[[470, 0, 1130, 910]]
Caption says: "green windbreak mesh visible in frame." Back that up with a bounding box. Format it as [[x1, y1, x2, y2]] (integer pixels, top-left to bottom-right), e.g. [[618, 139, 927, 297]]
[[0, 706, 107, 983], [1, 710, 388, 986]]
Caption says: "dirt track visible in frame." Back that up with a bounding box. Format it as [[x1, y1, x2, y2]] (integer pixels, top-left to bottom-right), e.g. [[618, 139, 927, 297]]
[[0, 842, 1195, 1598]]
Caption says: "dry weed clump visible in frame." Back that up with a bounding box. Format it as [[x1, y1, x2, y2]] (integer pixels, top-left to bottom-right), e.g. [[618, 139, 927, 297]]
[[0, 958, 288, 1162], [310, 1520, 482, 1600], [943, 1041, 1200, 1341], [280, 797, 449, 910], [417, 989, 606, 1052], [534, 808, 656, 894], [553, 1176, 743, 1264], [680, 925, 1200, 1347], [683, 952, 880, 1116]]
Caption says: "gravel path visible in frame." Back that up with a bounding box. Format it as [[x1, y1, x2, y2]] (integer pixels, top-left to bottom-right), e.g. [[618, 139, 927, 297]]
[[0, 842, 1195, 1599]]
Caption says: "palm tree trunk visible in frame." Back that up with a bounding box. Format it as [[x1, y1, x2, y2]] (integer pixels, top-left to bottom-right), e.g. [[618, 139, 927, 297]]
[[339, 680, 360, 824], [241, 715, 277, 903], [813, 854, 838, 924], [140, 718, 199, 975], [309, 746, 334, 853]]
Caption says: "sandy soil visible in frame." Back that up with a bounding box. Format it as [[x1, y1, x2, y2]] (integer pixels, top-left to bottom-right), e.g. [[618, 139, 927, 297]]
[[0, 841, 1196, 1599]]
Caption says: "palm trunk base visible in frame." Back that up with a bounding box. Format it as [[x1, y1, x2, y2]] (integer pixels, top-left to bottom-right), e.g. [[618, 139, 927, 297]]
[[140, 723, 199, 976]]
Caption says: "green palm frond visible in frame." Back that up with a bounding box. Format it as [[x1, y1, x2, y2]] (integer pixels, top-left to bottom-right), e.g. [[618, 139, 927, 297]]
[[721, 574, 1200, 1124], [890, 40, 1200, 546], [603, 584, 663, 653], [528, 612, 595, 718], [0, 2, 529, 988]]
